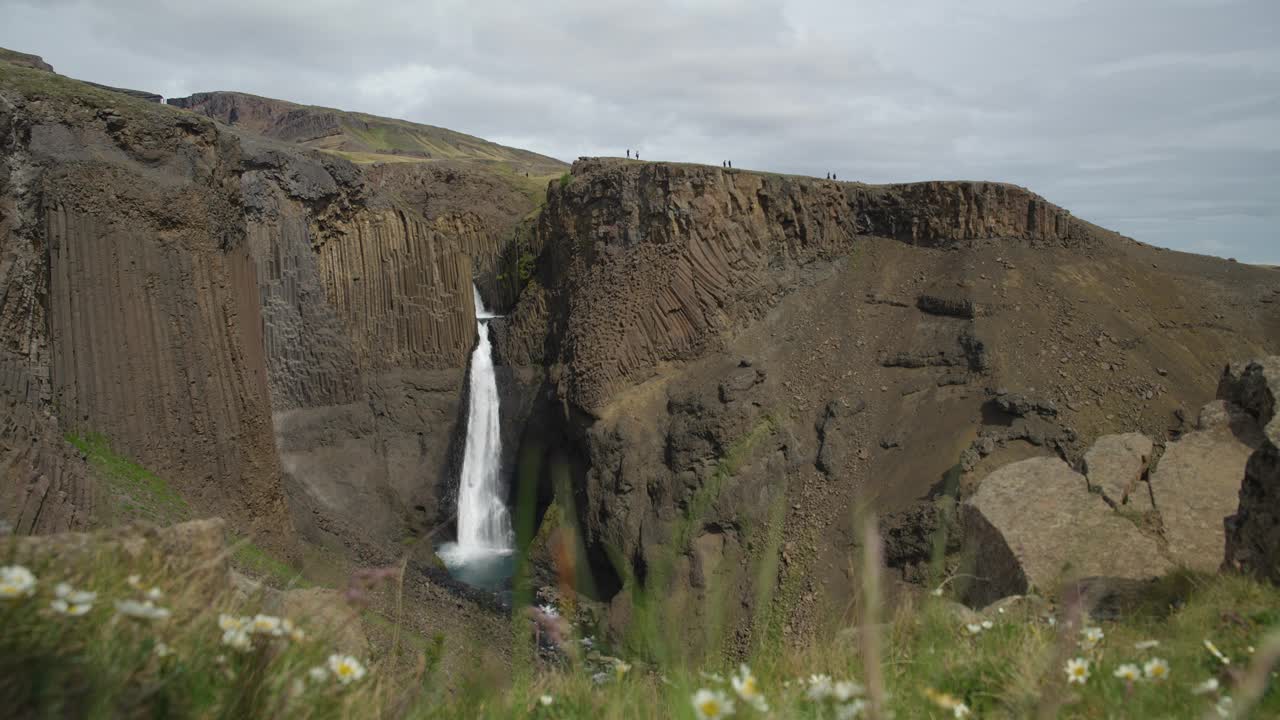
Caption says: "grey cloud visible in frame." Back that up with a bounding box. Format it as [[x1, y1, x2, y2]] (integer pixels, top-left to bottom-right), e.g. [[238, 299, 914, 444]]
[[1, 0, 1276, 263]]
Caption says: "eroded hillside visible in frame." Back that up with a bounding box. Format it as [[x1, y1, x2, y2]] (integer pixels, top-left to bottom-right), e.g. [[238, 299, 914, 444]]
[[497, 158, 1280, 657]]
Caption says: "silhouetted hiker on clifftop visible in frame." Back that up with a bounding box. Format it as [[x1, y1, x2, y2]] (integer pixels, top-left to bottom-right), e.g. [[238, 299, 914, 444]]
[[626, 149, 630, 158], [727, 160, 732, 168]]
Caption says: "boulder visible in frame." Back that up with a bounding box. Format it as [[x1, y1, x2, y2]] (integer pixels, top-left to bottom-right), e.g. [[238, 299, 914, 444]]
[[961, 457, 1170, 606], [1222, 358, 1280, 583], [1150, 400, 1263, 572], [1082, 433, 1154, 510]]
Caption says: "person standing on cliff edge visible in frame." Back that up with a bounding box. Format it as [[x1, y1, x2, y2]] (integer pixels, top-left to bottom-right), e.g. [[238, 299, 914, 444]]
[[626, 149, 630, 158]]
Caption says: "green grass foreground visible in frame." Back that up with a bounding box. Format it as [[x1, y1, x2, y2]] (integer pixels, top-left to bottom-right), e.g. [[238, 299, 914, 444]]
[[2, 534, 1278, 719]]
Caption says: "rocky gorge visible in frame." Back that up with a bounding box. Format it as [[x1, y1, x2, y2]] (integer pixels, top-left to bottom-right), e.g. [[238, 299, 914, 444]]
[[2, 46, 1280, 678]]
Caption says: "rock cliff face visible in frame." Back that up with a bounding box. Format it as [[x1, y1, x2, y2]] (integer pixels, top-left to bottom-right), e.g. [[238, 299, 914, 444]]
[[0, 60, 546, 557], [0, 63, 288, 542], [502, 158, 1280, 654]]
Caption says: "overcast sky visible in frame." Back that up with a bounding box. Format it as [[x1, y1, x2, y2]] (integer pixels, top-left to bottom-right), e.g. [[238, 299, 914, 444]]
[[3, 0, 1277, 264]]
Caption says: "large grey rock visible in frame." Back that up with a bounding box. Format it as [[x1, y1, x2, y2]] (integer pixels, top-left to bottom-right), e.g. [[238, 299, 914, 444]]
[[1222, 357, 1280, 583], [1083, 433, 1154, 510], [1151, 400, 1263, 572], [961, 457, 1170, 606]]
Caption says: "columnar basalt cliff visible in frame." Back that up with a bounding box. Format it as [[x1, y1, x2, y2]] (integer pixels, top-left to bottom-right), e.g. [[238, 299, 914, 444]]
[[0, 59, 551, 558], [502, 158, 1280, 653], [0, 64, 288, 541]]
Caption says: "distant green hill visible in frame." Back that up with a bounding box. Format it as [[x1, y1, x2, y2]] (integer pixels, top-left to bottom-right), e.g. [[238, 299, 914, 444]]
[[167, 90, 567, 176]]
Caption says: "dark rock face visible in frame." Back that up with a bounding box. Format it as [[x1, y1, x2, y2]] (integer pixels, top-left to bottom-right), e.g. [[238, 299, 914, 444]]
[[495, 157, 1280, 650], [1222, 358, 1280, 583]]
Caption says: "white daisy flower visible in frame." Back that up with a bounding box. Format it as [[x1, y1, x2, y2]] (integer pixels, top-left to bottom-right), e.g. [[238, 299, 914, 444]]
[[115, 599, 171, 621], [981, 620, 994, 630], [1065, 657, 1090, 685], [1143, 658, 1169, 682], [153, 642, 174, 658], [326, 654, 367, 685], [1081, 626, 1104, 650], [127, 575, 144, 590], [806, 674, 834, 701], [50, 584, 96, 616], [731, 664, 768, 712], [1113, 664, 1141, 682], [691, 688, 734, 720], [218, 614, 247, 632], [836, 698, 868, 719], [539, 694, 554, 706], [308, 666, 329, 683], [833, 680, 865, 702], [0, 565, 37, 599], [965, 623, 983, 635], [221, 628, 252, 651], [953, 702, 971, 718], [145, 587, 164, 602], [1192, 678, 1220, 695], [250, 614, 284, 636]]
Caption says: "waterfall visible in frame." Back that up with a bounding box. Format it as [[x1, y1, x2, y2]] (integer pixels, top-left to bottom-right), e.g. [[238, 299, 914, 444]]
[[440, 286, 513, 571]]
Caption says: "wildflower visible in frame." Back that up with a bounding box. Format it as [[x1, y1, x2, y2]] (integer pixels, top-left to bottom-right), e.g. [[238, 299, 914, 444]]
[[326, 654, 367, 685], [833, 680, 865, 702], [1192, 678, 1220, 695], [965, 623, 983, 635], [691, 688, 734, 720], [1113, 664, 1141, 682], [931, 586, 944, 597], [250, 614, 284, 636], [1143, 658, 1169, 682], [145, 586, 163, 602], [836, 699, 868, 719], [1047, 616, 1057, 627], [127, 574, 143, 590], [1065, 657, 1090, 684], [308, 666, 329, 683], [1204, 639, 1231, 665], [731, 664, 768, 712], [539, 695, 554, 706], [0, 565, 37, 599], [806, 674, 834, 701], [221, 628, 252, 651], [614, 660, 632, 677], [1081, 626, 1104, 650], [998, 606, 1006, 614], [953, 703, 971, 719], [1134, 640, 1160, 651], [218, 614, 247, 631], [153, 642, 173, 658], [50, 583, 96, 616], [1215, 696, 1233, 719], [115, 599, 171, 621], [981, 620, 994, 630]]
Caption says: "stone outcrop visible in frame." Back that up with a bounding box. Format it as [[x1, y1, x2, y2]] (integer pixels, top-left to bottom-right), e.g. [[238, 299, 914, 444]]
[[1222, 357, 1280, 583], [1150, 400, 1263, 572], [508, 158, 1113, 414], [0, 47, 54, 73], [1082, 433, 1154, 510], [960, 457, 1170, 606]]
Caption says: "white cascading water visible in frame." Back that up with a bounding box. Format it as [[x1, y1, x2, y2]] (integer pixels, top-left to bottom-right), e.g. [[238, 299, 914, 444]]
[[439, 286, 513, 576]]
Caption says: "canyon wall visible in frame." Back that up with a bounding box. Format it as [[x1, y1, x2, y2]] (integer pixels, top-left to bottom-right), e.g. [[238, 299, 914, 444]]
[[0, 65, 289, 541], [504, 158, 1280, 657], [0, 60, 546, 557]]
